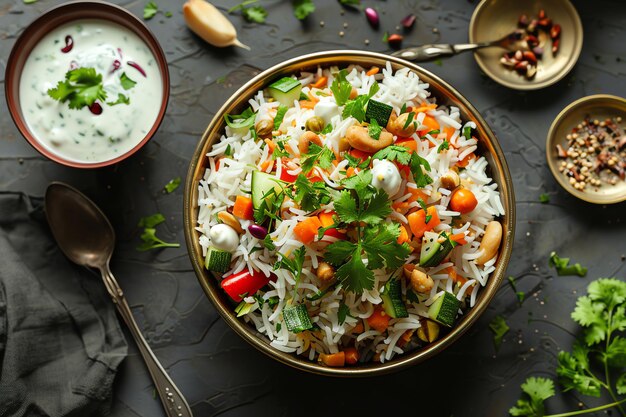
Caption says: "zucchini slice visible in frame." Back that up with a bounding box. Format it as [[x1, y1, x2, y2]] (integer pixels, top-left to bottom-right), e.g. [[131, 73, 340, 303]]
[[428, 291, 460, 327], [381, 277, 408, 318], [283, 304, 313, 333], [365, 99, 393, 127], [251, 170, 284, 210], [205, 246, 232, 273], [268, 77, 302, 107]]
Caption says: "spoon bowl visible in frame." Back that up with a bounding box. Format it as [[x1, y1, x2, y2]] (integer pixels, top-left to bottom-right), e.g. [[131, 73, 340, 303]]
[[44, 182, 193, 417]]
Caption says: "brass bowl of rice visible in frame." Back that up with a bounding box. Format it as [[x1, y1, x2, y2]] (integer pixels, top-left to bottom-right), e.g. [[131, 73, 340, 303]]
[[183, 50, 515, 376]]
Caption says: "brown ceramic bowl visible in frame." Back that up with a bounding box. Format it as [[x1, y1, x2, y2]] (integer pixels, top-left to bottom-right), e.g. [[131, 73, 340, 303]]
[[183, 51, 516, 376], [4, 1, 169, 168]]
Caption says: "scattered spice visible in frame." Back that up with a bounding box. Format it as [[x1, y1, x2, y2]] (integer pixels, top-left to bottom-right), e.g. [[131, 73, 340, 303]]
[[500, 9, 561, 79], [556, 116, 625, 191]]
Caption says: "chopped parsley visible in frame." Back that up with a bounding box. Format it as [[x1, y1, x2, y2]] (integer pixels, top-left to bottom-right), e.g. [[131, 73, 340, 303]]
[[164, 177, 181, 193], [437, 140, 450, 153], [372, 145, 411, 165], [368, 119, 382, 140], [488, 315, 509, 352], [549, 251, 587, 277], [136, 213, 180, 251], [143, 1, 159, 20], [300, 142, 335, 174], [539, 193, 550, 204], [409, 153, 434, 187], [228, 0, 268, 23], [293, 0, 315, 19], [47, 67, 107, 110]]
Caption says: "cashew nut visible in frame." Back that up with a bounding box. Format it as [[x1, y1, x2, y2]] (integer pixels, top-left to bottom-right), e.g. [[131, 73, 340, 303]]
[[298, 131, 323, 154], [217, 211, 244, 234], [255, 119, 274, 137], [410, 269, 434, 293], [316, 262, 335, 282], [386, 112, 417, 137], [439, 170, 460, 190], [476, 221, 503, 265], [346, 125, 393, 153]]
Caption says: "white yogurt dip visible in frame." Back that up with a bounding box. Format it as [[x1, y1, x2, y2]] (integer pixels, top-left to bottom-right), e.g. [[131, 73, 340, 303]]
[[19, 19, 163, 163]]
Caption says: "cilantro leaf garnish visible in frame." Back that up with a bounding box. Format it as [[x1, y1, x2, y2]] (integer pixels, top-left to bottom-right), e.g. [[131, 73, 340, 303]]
[[508, 276, 525, 304], [557, 343, 602, 397], [106, 93, 130, 106], [509, 377, 555, 417], [254, 186, 284, 225], [274, 105, 288, 130], [361, 223, 410, 270], [337, 301, 350, 325], [136, 213, 180, 251], [330, 70, 352, 106], [143, 1, 158, 20], [437, 140, 450, 153], [289, 174, 331, 212], [420, 129, 440, 139], [409, 153, 433, 187], [274, 245, 306, 293], [321, 123, 333, 134], [229, 0, 268, 23], [549, 251, 587, 277], [372, 145, 411, 165], [416, 198, 432, 223], [338, 0, 360, 5], [300, 142, 335, 174], [344, 153, 371, 169], [489, 315, 510, 352], [368, 119, 382, 140], [539, 193, 550, 204], [120, 72, 137, 90], [47, 67, 107, 110], [164, 177, 181, 193], [271, 141, 290, 159], [341, 83, 379, 122], [402, 111, 416, 130], [293, 0, 315, 19], [463, 125, 472, 140], [224, 107, 256, 129]]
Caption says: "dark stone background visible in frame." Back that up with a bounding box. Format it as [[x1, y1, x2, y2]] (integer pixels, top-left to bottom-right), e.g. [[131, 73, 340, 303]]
[[1, 0, 625, 416]]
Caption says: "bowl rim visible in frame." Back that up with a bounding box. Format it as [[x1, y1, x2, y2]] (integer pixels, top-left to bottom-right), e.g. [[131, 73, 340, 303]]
[[183, 50, 516, 376], [546, 94, 626, 204], [469, 0, 583, 91], [4, 0, 170, 169]]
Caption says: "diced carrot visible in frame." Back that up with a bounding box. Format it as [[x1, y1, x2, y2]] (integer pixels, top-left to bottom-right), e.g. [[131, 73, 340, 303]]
[[233, 195, 254, 221], [215, 158, 222, 171], [351, 320, 364, 334], [447, 267, 471, 289], [412, 103, 438, 113], [346, 167, 356, 178], [307, 91, 320, 103], [294, 216, 323, 244], [395, 138, 418, 153], [319, 211, 345, 240], [397, 329, 416, 348], [397, 224, 410, 244], [259, 160, 273, 172], [407, 206, 441, 239], [443, 126, 456, 141], [417, 115, 440, 133], [406, 187, 429, 204], [310, 76, 328, 89], [319, 351, 345, 367], [367, 306, 391, 333], [457, 152, 476, 168], [308, 174, 324, 183], [349, 148, 372, 163], [299, 100, 316, 109], [366, 66, 380, 76], [264, 138, 276, 153], [450, 232, 468, 245], [344, 347, 360, 365]]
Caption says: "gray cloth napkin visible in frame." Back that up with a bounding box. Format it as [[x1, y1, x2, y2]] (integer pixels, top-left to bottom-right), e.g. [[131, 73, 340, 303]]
[[0, 192, 127, 417]]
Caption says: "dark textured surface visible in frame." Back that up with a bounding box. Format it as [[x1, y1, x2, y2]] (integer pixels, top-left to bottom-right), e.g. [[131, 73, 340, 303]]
[[1, 0, 625, 416]]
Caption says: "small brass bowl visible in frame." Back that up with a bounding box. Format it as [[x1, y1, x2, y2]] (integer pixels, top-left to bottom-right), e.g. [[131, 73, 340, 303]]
[[469, 0, 583, 90], [546, 94, 626, 204], [183, 51, 516, 376]]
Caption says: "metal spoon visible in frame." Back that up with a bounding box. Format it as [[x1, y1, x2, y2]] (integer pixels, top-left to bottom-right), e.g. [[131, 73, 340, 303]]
[[391, 29, 524, 62], [44, 182, 192, 417]]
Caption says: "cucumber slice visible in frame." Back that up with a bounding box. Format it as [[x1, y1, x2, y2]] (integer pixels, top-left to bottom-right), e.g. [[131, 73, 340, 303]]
[[251, 170, 284, 210], [269, 77, 302, 107], [420, 231, 458, 267], [283, 304, 313, 333], [428, 291, 460, 327], [381, 277, 408, 318], [205, 246, 232, 273], [365, 99, 393, 127]]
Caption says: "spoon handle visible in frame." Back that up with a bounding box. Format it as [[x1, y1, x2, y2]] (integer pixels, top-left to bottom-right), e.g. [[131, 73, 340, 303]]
[[101, 266, 193, 417], [391, 42, 491, 62]]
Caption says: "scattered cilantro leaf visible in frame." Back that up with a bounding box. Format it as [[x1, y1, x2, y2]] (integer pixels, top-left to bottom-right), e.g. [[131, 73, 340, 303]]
[[47, 67, 107, 110], [409, 153, 433, 187], [120, 72, 137, 90], [368, 119, 382, 140], [289, 174, 330, 212], [338, 0, 360, 5], [433, 58, 443, 66], [338, 301, 350, 325], [416, 198, 432, 223], [224, 107, 256, 129], [138, 213, 165, 228], [372, 145, 411, 165], [539, 193, 550, 204], [300, 142, 335, 174], [402, 111, 415, 130], [224, 144, 234, 157], [617, 374, 626, 395], [271, 141, 290, 159], [508, 276, 525, 304], [274, 246, 306, 293], [164, 177, 181, 193], [242, 4, 268, 23], [293, 0, 315, 19], [344, 153, 371, 169], [143, 1, 159, 20], [274, 105, 288, 130], [333, 244, 374, 293], [509, 377, 555, 417], [420, 129, 440, 139], [382, 32, 389, 43], [330, 70, 352, 106], [23, 0, 38, 3], [437, 140, 450, 153], [463, 125, 472, 140], [136, 213, 179, 251], [321, 123, 333, 134], [262, 234, 276, 250], [549, 251, 587, 277], [342, 95, 369, 122], [400, 103, 407, 114], [557, 343, 602, 397], [164, 11, 172, 17], [489, 315, 510, 352], [106, 93, 130, 106], [361, 223, 410, 270]]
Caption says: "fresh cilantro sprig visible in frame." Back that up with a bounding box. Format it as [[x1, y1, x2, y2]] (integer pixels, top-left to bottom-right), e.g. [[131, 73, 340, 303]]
[[300, 142, 335, 174], [549, 251, 587, 277], [286, 174, 331, 212], [143, 1, 158, 19], [47, 67, 107, 110], [368, 119, 382, 140], [409, 153, 434, 188], [437, 140, 450, 153], [228, 0, 268, 23], [344, 153, 371, 169], [342, 82, 379, 123], [372, 145, 411, 165], [324, 170, 411, 294], [509, 278, 626, 417], [136, 213, 180, 251]]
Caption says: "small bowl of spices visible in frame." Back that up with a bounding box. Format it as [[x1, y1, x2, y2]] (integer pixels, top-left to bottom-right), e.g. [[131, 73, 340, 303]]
[[469, 0, 582, 90], [547, 95, 626, 204]]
